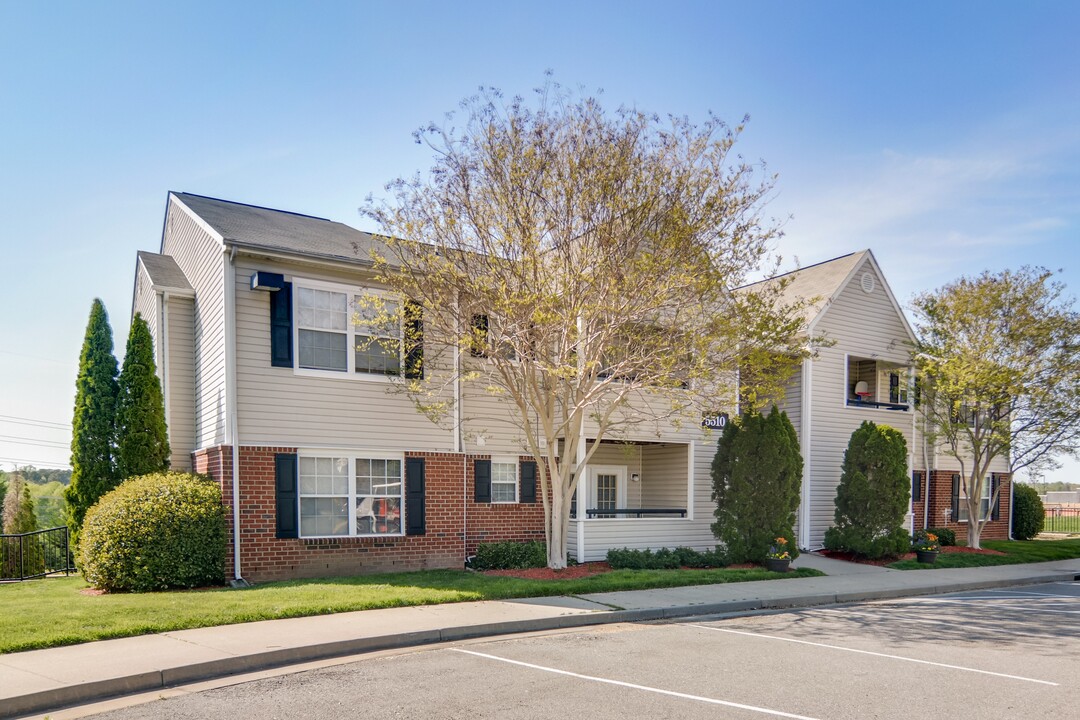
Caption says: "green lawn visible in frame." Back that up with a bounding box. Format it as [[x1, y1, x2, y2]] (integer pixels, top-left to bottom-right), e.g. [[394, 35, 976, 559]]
[[888, 537, 1080, 570], [0, 565, 821, 654]]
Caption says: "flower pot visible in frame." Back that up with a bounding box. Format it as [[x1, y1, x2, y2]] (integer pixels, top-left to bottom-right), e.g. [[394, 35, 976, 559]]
[[765, 558, 790, 573], [916, 550, 939, 564]]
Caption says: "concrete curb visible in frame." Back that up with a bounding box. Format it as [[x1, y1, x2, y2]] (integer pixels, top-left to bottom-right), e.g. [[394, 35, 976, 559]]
[[4, 570, 1076, 719]]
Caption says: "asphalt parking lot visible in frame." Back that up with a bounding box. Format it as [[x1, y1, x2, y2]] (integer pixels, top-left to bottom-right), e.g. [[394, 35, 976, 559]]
[[59, 582, 1080, 720]]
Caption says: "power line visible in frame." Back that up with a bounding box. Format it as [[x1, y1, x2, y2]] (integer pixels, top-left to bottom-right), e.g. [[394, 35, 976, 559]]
[[0, 434, 70, 448], [0, 414, 71, 429], [0, 456, 71, 470]]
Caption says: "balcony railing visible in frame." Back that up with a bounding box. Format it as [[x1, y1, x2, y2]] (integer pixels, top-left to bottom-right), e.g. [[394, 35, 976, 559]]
[[584, 508, 687, 519], [846, 398, 910, 411]]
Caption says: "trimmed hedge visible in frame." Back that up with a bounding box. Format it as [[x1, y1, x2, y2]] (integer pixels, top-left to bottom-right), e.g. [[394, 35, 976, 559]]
[[78, 472, 226, 592], [606, 546, 728, 570], [1011, 484, 1045, 541], [469, 540, 547, 570]]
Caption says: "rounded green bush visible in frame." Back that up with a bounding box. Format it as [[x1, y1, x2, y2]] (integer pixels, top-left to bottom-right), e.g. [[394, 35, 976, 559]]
[[1011, 484, 1045, 541], [78, 472, 226, 592]]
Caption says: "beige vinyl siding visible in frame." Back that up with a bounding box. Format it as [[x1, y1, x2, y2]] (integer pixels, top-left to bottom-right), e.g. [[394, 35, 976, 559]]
[[233, 258, 453, 450], [779, 371, 802, 442], [804, 257, 920, 547], [640, 444, 690, 508], [166, 295, 196, 469], [162, 199, 227, 449], [132, 263, 158, 355], [461, 385, 531, 455]]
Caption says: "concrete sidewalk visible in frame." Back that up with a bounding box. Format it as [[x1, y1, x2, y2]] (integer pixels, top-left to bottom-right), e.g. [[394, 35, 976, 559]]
[[3, 556, 1078, 719]]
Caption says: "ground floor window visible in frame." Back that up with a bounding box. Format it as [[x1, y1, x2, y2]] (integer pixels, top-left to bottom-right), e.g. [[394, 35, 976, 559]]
[[299, 452, 403, 537], [491, 459, 519, 503], [958, 479, 991, 522]]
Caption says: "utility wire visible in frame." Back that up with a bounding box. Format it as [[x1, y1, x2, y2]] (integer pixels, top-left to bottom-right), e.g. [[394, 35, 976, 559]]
[[0, 434, 70, 448], [0, 414, 71, 429]]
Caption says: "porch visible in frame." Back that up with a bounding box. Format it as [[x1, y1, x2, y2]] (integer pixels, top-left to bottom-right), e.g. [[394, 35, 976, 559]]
[[566, 439, 714, 562]]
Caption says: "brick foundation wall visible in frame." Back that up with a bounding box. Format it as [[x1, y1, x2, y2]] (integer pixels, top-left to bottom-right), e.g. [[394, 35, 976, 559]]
[[194, 445, 548, 583], [922, 469, 1012, 541]]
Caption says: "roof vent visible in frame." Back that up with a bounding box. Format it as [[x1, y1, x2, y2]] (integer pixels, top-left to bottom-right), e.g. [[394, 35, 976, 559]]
[[861, 272, 876, 294]]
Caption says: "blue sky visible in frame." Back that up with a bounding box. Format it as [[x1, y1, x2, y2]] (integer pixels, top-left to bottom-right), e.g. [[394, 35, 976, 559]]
[[1, 1, 1077, 483]]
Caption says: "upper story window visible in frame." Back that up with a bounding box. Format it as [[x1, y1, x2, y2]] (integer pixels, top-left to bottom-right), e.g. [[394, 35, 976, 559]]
[[293, 281, 404, 378], [846, 355, 910, 411]]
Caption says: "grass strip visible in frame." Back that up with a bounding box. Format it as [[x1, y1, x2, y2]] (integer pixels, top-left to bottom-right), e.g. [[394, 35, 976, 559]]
[[888, 538, 1080, 570], [0, 566, 821, 654]]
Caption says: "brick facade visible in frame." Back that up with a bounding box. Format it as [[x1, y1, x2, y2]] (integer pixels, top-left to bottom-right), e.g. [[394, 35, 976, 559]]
[[193, 445, 546, 583], [913, 469, 1012, 541]]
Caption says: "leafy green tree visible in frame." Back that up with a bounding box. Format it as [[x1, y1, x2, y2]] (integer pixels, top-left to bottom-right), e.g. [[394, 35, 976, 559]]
[[115, 313, 170, 479], [711, 407, 803, 563], [365, 81, 810, 568], [912, 267, 1080, 548], [0, 470, 7, 516], [65, 299, 119, 549], [824, 421, 910, 559]]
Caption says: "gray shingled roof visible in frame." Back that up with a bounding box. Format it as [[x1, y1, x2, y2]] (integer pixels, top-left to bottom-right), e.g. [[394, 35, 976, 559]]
[[172, 192, 388, 265], [745, 250, 868, 326], [137, 251, 194, 291]]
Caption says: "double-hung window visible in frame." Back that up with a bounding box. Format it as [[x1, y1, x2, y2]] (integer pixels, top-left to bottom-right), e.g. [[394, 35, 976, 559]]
[[958, 480, 991, 522], [294, 281, 403, 377], [298, 452, 404, 537], [297, 287, 349, 372], [491, 459, 519, 503]]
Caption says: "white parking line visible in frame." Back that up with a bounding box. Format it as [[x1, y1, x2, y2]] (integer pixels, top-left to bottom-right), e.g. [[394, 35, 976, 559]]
[[450, 648, 823, 720], [688, 625, 1058, 686], [975, 589, 1080, 599]]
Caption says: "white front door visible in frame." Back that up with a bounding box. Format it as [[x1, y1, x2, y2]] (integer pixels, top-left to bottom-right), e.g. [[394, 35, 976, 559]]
[[589, 465, 627, 518]]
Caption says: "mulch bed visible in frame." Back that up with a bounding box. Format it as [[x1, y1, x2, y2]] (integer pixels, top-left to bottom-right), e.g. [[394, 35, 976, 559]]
[[482, 561, 760, 579], [819, 545, 1006, 566], [482, 562, 614, 580]]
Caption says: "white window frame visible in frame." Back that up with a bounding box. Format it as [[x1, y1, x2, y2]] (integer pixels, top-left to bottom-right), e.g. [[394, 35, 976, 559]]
[[587, 465, 627, 518], [292, 277, 403, 381], [490, 457, 519, 504], [958, 478, 992, 523], [298, 449, 405, 538]]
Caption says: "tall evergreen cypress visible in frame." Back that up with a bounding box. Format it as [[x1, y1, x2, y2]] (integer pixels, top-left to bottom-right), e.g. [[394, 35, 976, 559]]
[[823, 421, 911, 558], [115, 313, 170, 479], [2, 474, 36, 534], [65, 299, 119, 548], [711, 406, 803, 563]]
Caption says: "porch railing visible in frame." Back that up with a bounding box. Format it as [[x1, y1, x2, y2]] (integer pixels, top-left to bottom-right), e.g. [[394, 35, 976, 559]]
[[0, 526, 75, 581], [1043, 505, 1080, 534], [585, 508, 687, 518]]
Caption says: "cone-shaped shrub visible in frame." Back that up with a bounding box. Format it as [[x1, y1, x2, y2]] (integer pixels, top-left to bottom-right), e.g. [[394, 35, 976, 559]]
[[711, 406, 802, 563], [65, 299, 119, 549], [823, 421, 911, 559], [1011, 484, 1045, 541], [115, 313, 170, 479]]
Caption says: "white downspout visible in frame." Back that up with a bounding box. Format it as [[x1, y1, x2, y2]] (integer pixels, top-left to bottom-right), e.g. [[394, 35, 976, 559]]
[[798, 356, 812, 550], [160, 291, 172, 467], [224, 247, 244, 585]]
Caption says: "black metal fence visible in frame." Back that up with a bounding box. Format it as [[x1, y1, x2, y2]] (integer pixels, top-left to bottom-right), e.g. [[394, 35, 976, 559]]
[[1043, 505, 1080, 534], [0, 526, 74, 581]]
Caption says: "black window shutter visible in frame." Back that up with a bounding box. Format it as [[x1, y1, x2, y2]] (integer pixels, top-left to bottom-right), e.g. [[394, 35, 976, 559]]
[[404, 300, 424, 379], [270, 282, 293, 368], [275, 453, 298, 538], [991, 473, 1001, 521], [520, 461, 537, 503], [474, 459, 491, 503], [890, 373, 900, 404], [912, 471, 922, 502], [470, 314, 489, 357], [951, 473, 960, 520], [405, 457, 426, 535]]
